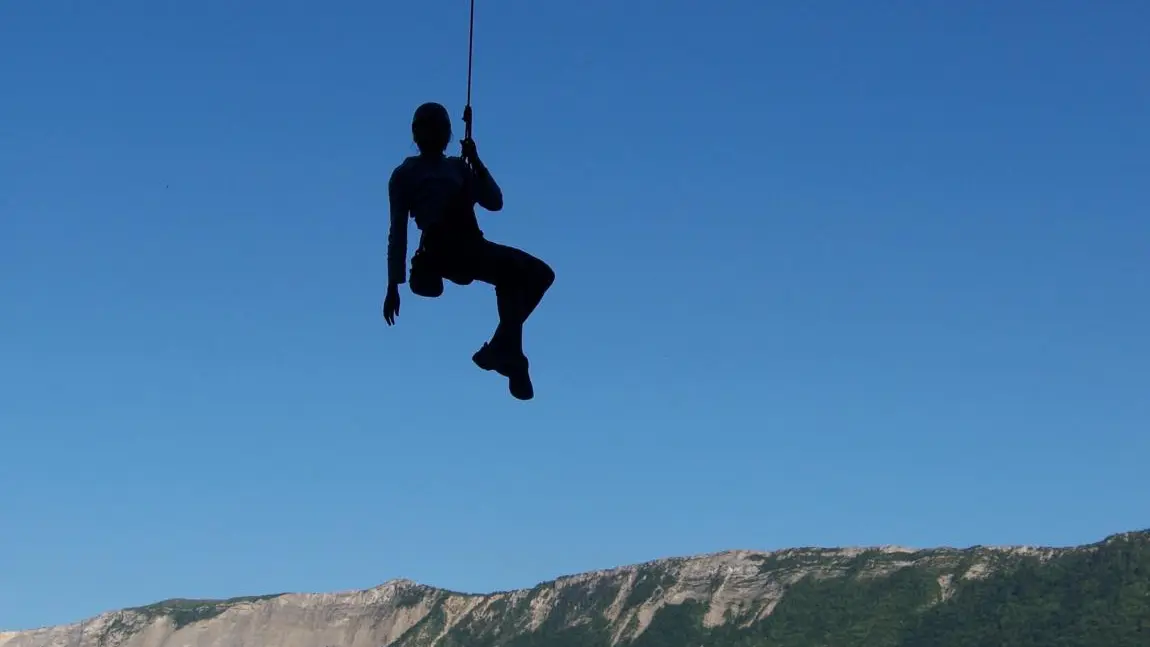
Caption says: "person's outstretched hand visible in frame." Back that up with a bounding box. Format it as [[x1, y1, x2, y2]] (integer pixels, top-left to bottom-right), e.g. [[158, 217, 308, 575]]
[[383, 283, 400, 326]]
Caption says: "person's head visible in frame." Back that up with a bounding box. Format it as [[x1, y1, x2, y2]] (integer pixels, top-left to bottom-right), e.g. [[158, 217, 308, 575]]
[[411, 102, 452, 155]]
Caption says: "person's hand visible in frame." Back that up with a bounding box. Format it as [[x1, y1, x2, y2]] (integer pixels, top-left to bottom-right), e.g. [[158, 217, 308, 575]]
[[382, 283, 400, 326], [460, 137, 478, 164]]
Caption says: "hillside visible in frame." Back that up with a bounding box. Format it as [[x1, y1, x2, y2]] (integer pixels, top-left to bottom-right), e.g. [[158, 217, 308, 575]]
[[3, 529, 1147, 647]]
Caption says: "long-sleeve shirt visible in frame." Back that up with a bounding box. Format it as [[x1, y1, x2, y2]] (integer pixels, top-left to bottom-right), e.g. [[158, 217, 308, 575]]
[[387, 153, 503, 285]]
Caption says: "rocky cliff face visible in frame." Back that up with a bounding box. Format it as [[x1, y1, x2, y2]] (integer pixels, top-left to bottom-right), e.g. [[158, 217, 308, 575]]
[[0, 586, 438, 647], [3, 529, 1147, 647]]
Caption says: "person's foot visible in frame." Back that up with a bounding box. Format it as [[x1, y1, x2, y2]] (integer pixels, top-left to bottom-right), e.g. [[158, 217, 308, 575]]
[[503, 353, 533, 401], [471, 342, 501, 372], [472, 343, 534, 400]]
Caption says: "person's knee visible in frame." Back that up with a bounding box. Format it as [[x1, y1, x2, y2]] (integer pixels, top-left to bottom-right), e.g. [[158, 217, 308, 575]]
[[535, 259, 555, 293]]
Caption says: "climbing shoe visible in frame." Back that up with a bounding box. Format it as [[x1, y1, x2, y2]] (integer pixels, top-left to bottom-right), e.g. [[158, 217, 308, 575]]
[[472, 342, 534, 401]]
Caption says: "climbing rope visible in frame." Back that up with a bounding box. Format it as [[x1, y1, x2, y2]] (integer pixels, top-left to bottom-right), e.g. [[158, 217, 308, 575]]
[[462, 0, 475, 146]]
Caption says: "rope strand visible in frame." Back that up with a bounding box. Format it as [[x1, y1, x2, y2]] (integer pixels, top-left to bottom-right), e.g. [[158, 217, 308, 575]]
[[463, 0, 475, 141]]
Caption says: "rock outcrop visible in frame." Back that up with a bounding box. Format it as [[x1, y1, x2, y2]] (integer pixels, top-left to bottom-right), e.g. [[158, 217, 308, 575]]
[[3, 529, 1147, 647]]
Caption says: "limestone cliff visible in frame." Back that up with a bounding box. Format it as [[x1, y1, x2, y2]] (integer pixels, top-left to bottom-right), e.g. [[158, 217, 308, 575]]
[[3, 529, 1147, 647]]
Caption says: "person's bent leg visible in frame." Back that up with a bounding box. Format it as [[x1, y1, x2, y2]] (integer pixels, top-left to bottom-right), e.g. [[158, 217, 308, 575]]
[[473, 240, 554, 356], [468, 240, 554, 400]]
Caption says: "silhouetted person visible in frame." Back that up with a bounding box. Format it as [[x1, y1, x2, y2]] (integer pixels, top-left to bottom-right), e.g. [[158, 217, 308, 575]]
[[382, 102, 555, 401]]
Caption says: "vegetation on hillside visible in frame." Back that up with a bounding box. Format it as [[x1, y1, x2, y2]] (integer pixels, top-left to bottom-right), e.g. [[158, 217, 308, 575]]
[[112, 530, 1149, 647], [396, 530, 1150, 647]]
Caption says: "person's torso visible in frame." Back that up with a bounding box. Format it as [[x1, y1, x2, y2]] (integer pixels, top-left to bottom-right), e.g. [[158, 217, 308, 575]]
[[396, 155, 470, 229]]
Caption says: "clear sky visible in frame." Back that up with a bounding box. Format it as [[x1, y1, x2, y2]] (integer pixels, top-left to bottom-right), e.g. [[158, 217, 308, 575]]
[[2, 0, 1147, 632]]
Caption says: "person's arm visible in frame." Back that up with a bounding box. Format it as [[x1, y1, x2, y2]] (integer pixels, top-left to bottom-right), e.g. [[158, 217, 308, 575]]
[[387, 167, 408, 286], [466, 157, 504, 212]]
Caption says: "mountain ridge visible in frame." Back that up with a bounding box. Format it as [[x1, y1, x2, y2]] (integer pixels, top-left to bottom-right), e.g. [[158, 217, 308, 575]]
[[3, 527, 1147, 647]]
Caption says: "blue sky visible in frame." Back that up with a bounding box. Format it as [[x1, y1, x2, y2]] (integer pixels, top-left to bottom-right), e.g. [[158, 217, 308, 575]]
[[2, 0, 1148, 631]]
